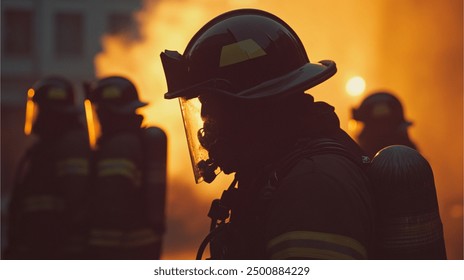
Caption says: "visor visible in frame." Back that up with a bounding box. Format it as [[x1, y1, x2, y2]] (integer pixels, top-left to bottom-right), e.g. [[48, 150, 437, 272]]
[[179, 97, 220, 183], [24, 89, 36, 136], [84, 99, 101, 149]]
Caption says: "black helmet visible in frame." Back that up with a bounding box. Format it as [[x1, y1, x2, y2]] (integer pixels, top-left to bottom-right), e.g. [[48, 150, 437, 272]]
[[86, 76, 147, 114], [160, 9, 336, 184], [161, 9, 336, 101], [31, 76, 77, 113], [24, 76, 80, 136], [352, 91, 411, 126]]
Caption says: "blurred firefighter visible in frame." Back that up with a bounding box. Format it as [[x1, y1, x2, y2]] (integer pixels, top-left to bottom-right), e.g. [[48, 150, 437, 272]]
[[5, 76, 91, 259], [351, 91, 418, 158], [161, 9, 375, 259], [84, 76, 167, 259]]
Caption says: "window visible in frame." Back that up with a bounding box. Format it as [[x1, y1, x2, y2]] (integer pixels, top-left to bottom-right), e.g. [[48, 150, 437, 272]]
[[54, 12, 83, 56], [2, 9, 34, 57], [107, 13, 140, 40], [107, 13, 133, 35]]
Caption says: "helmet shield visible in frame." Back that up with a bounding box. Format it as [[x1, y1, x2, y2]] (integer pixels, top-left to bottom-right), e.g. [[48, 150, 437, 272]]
[[24, 88, 37, 136], [84, 99, 100, 149], [179, 97, 220, 183]]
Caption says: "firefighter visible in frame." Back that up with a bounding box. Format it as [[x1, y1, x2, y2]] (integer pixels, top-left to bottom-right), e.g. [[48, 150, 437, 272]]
[[85, 76, 167, 260], [5, 76, 91, 259], [351, 91, 418, 158], [161, 9, 375, 259]]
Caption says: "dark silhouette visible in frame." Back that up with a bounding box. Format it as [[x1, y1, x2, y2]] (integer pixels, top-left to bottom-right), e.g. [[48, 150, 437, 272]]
[[368, 145, 447, 259], [161, 9, 375, 259], [352, 91, 418, 158], [5, 76, 91, 259], [84, 76, 167, 259]]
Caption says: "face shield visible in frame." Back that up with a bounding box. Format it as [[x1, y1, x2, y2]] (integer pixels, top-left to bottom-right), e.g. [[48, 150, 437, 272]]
[[179, 97, 221, 184], [24, 87, 73, 136], [24, 88, 37, 136], [84, 99, 101, 149]]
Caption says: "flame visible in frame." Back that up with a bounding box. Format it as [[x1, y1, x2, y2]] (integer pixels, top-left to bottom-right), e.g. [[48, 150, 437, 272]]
[[94, 0, 463, 259]]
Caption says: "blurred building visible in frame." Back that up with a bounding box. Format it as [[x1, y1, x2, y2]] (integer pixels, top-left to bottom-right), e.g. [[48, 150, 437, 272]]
[[1, 0, 143, 255]]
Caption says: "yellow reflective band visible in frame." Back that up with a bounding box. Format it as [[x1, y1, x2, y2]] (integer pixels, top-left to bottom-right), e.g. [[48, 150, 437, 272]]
[[88, 237, 121, 247], [102, 86, 122, 99], [48, 88, 67, 100], [219, 39, 267, 67], [267, 231, 367, 260], [24, 89, 35, 136], [23, 195, 64, 212], [90, 229, 124, 238], [89, 229, 161, 248], [97, 159, 141, 185], [89, 229, 124, 247], [126, 229, 161, 247], [126, 229, 155, 238], [381, 213, 444, 248], [271, 247, 356, 260], [56, 158, 89, 176]]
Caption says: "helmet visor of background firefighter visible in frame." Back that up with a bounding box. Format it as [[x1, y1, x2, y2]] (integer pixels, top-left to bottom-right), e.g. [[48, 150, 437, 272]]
[[24, 88, 38, 135], [179, 97, 221, 184], [24, 87, 77, 136], [84, 99, 101, 149]]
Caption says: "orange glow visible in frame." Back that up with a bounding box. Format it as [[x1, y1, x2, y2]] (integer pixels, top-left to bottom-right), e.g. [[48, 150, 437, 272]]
[[94, 0, 463, 260], [24, 88, 35, 136], [84, 100, 97, 149], [347, 119, 358, 134]]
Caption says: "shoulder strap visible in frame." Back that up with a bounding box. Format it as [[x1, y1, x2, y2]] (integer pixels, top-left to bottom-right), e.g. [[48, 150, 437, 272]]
[[274, 138, 370, 185], [276, 138, 370, 178]]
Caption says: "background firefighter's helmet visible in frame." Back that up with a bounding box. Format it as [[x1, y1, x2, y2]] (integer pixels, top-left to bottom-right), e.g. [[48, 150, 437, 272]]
[[31, 76, 78, 113], [161, 8, 337, 101], [24, 76, 79, 135], [352, 91, 411, 127], [86, 76, 147, 114]]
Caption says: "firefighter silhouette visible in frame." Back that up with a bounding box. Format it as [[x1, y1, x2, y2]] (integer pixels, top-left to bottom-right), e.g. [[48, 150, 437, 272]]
[[84, 76, 167, 260], [161, 9, 375, 259], [351, 91, 418, 158], [5, 76, 91, 259]]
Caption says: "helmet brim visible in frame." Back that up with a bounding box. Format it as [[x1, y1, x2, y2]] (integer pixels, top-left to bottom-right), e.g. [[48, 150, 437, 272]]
[[105, 100, 148, 114], [164, 60, 336, 100]]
